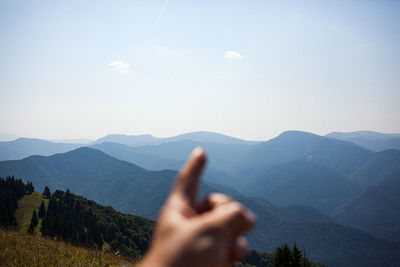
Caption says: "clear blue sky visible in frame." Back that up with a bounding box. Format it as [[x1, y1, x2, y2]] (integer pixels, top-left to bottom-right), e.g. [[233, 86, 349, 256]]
[[0, 0, 399, 141]]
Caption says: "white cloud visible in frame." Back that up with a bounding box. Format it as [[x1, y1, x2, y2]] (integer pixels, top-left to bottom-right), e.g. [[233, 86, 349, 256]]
[[109, 61, 130, 73], [224, 50, 243, 60]]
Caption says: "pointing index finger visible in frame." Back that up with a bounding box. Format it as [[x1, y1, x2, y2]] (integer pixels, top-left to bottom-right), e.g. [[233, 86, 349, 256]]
[[172, 147, 207, 206]]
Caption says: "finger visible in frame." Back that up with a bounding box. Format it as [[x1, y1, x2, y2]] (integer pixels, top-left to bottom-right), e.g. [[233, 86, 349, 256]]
[[210, 201, 256, 235], [172, 147, 207, 205], [196, 193, 232, 213], [231, 236, 249, 262]]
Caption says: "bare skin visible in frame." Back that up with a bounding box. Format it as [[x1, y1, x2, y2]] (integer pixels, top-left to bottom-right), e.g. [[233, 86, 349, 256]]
[[140, 148, 256, 267]]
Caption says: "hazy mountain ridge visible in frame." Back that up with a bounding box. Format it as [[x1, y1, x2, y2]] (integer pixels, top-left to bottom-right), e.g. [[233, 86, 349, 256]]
[[0, 138, 82, 161], [0, 133, 18, 142], [93, 131, 260, 147], [91, 142, 184, 171], [230, 131, 374, 177], [326, 131, 400, 152]]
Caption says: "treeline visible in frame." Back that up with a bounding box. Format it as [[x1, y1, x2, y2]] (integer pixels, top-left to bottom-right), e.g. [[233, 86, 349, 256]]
[[0, 176, 34, 227], [39, 188, 154, 259], [236, 244, 327, 267]]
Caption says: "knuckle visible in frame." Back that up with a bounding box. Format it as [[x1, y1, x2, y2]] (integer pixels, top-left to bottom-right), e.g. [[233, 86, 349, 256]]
[[228, 202, 246, 220]]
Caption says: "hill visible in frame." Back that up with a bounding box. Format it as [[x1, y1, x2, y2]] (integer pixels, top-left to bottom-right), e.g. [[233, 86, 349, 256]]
[[91, 141, 183, 171], [0, 138, 81, 161], [350, 149, 400, 188], [0, 149, 399, 266], [229, 131, 374, 181], [326, 131, 400, 151], [333, 177, 400, 238], [0, 147, 182, 218], [241, 160, 360, 215], [333, 184, 400, 236], [0, 176, 154, 259], [128, 139, 253, 172], [1, 180, 322, 267]]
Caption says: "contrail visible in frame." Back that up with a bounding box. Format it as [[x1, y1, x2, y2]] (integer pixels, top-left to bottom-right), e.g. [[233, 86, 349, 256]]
[[158, 0, 169, 22]]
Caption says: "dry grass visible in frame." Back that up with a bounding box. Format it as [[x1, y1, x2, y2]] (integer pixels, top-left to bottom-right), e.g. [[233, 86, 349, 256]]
[[0, 228, 136, 266]]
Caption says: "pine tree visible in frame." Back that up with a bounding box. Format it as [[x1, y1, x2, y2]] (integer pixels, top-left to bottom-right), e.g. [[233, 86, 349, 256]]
[[28, 210, 39, 234], [43, 186, 51, 199], [38, 201, 46, 218], [302, 249, 312, 267], [292, 243, 302, 267], [26, 181, 34, 194], [272, 243, 293, 267]]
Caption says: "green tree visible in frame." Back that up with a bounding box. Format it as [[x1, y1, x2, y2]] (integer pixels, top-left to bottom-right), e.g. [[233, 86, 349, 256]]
[[292, 243, 302, 267], [43, 186, 51, 199], [25, 181, 34, 194], [302, 249, 312, 267], [28, 210, 38, 234], [38, 201, 46, 218], [272, 243, 293, 267], [272, 243, 315, 267]]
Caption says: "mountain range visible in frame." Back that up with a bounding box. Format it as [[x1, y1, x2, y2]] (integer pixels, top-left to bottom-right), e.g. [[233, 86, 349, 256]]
[[93, 131, 260, 147], [0, 146, 400, 266], [1, 130, 400, 266]]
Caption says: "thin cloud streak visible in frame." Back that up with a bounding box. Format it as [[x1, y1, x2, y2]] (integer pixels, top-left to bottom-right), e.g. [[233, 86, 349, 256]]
[[158, 0, 169, 22]]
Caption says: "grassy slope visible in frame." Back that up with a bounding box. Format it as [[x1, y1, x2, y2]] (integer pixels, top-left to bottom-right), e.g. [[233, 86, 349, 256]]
[[15, 192, 48, 233], [0, 228, 135, 266]]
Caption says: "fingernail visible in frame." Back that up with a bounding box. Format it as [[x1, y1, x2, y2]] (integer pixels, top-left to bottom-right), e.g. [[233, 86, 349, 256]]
[[191, 147, 204, 157]]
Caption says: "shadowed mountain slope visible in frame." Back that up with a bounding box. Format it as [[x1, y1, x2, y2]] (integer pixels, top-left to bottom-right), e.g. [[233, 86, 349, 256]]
[[350, 149, 400, 188], [241, 160, 360, 215]]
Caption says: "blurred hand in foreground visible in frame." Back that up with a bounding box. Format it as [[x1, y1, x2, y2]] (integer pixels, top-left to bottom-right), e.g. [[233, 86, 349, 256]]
[[140, 148, 256, 267]]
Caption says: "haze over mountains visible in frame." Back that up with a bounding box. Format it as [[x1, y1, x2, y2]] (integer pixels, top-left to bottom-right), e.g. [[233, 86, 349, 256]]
[[1, 130, 400, 266], [326, 131, 400, 152]]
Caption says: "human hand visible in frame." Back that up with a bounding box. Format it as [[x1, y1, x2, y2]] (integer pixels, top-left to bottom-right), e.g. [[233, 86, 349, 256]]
[[140, 148, 256, 267]]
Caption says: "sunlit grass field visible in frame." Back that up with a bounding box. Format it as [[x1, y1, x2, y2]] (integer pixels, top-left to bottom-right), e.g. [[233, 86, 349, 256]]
[[15, 192, 48, 232]]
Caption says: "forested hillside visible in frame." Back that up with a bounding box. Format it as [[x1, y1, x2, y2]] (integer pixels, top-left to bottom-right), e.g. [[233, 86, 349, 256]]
[[40, 189, 154, 259], [1, 177, 324, 267], [0, 176, 154, 260]]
